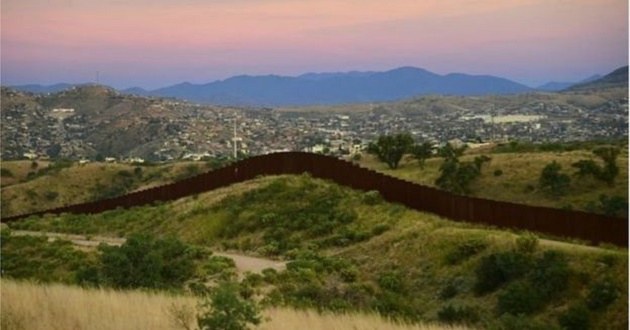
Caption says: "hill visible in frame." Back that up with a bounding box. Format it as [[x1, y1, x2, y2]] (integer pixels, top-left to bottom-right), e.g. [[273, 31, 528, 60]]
[[567, 66, 628, 91], [7, 67, 533, 106], [0, 85, 238, 161], [356, 144, 628, 215], [151, 66, 533, 106], [3, 174, 627, 329], [0, 159, 212, 218]]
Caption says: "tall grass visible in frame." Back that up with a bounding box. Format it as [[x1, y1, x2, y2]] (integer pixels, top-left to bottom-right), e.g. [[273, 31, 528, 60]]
[[1, 280, 468, 330]]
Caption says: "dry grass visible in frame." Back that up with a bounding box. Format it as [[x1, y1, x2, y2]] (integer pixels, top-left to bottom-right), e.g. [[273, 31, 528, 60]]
[[1, 280, 196, 330], [1, 280, 468, 330], [260, 308, 470, 330]]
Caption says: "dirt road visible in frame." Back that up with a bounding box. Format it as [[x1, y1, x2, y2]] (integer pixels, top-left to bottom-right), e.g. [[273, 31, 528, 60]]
[[10, 230, 286, 274]]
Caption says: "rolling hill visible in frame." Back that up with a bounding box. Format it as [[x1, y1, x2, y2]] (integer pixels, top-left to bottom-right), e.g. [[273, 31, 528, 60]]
[[2, 173, 627, 329]]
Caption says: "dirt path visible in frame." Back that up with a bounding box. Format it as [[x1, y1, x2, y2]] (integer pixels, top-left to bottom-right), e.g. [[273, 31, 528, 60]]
[[11, 230, 286, 274]]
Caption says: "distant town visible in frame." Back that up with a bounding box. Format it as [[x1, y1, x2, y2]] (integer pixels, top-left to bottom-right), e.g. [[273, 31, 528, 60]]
[[1, 87, 627, 163]]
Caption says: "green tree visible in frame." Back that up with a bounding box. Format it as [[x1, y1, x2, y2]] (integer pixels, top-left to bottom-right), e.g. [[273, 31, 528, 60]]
[[572, 159, 600, 178], [437, 143, 467, 161], [593, 146, 619, 185], [197, 281, 262, 330], [435, 152, 491, 195], [412, 141, 434, 169], [367, 133, 414, 169], [539, 161, 570, 197], [98, 233, 195, 289]]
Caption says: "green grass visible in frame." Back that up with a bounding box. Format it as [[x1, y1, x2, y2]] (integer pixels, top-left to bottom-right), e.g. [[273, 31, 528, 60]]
[[356, 146, 628, 214], [0, 160, 213, 218], [7, 173, 628, 328]]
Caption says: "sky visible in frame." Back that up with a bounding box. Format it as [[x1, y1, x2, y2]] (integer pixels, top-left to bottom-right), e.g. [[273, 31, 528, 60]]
[[1, 0, 628, 89]]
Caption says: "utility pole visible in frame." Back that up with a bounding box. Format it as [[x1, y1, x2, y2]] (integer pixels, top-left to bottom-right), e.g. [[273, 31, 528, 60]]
[[233, 118, 237, 159]]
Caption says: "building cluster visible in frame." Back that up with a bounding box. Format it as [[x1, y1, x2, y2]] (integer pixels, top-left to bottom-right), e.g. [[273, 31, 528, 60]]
[[1, 94, 627, 162]]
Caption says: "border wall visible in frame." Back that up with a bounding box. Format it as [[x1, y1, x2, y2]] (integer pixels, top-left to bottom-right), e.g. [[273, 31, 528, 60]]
[[1, 152, 626, 246]]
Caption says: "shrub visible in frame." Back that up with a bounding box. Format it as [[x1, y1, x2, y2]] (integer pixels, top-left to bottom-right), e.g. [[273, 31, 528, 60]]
[[197, 281, 262, 330], [515, 232, 539, 254], [371, 223, 390, 236], [44, 191, 59, 201], [497, 281, 541, 315], [0, 168, 14, 177], [439, 280, 460, 300], [597, 194, 628, 217], [539, 161, 571, 197], [558, 303, 590, 330], [377, 271, 404, 293], [493, 169, 503, 177], [586, 279, 619, 310], [444, 237, 487, 265], [475, 251, 530, 294], [98, 234, 195, 289], [496, 313, 551, 330], [528, 251, 570, 299], [362, 190, 383, 204], [437, 304, 479, 325]]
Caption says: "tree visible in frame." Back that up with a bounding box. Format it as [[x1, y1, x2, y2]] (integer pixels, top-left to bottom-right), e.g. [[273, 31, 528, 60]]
[[593, 146, 619, 185], [437, 143, 467, 161], [435, 150, 491, 195], [367, 133, 414, 169], [98, 233, 195, 289], [572, 159, 600, 178], [539, 161, 570, 197], [571, 146, 619, 185], [412, 141, 434, 169], [197, 281, 262, 330]]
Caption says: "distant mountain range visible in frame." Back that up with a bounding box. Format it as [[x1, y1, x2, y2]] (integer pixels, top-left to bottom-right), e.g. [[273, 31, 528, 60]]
[[9, 66, 627, 106], [535, 74, 602, 91], [567, 66, 628, 91]]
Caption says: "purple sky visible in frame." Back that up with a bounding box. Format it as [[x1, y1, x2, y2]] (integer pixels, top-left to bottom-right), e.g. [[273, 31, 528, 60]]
[[1, 0, 628, 89]]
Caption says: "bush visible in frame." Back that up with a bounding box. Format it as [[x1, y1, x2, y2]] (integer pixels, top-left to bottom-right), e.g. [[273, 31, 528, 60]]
[[437, 304, 479, 325], [528, 251, 570, 300], [496, 313, 551, 330], [371, 223, 390, 236], [497, 282, 541, 315], [377, 271, 405, 293], [444, 237, 487, 265], [539, 161, 571, 197], [515, 232, 539, 254], [493, 169, 503, 177], [0, 168, 14, 177], [586, 279, 619, 310], [597, 194, 628, 217], [197, 281, 262, 330], [558, 303, 590, 330], [475, 251, 530, 294], [98, 234, 195, 289]]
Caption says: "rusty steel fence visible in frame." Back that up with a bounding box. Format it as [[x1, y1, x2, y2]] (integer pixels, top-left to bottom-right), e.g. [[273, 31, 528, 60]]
[[1, 152, 627, 246]]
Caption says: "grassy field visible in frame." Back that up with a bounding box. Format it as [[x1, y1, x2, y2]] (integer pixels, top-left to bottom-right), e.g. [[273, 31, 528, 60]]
[[0, 160, 213, 217], [355, 146, 628, 213], [6, 174, 627, 329], [0, 280, 468, 330]]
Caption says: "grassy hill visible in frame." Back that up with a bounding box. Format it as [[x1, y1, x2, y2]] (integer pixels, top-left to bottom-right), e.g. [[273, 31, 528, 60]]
[[355, 143, 628, 215], [0, 159, 214, 218], [4, 174, 627, 329]]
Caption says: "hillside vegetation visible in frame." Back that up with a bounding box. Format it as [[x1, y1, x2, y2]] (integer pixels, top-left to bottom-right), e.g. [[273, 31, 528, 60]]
[[5, 174, 627, 329], [1, 280, 469, 330], [0, 159, 215, 218], [357, 143, 628, 214]]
